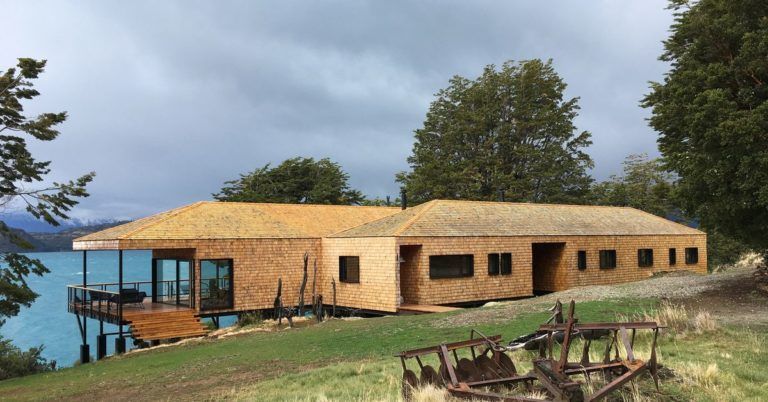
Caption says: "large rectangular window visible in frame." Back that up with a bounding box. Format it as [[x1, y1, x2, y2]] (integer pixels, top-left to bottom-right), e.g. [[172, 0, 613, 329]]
[[638, 249, 654, 267], [685, 247, 699, 264], [669, 248, 677, 266], [339, 256, 360, 283], [599, 250, 617, 269], [577, 251, 587, 270], [200, 259, 233, 310], [429, 255, 474, 279]]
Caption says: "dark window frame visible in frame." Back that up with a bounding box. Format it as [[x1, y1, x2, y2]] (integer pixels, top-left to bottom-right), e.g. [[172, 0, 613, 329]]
[[599, 250, 617, 269], [487, 253, 500, 276], [638, 249, 654, 268], [685, 247, 699, 264], [199, 258, 234, 311], [500, 253, 512, 275], [339, 256, 360, 283], [669, 248, 677, 266], [577, 251, 587, 270], [429, 255, 474, 279]]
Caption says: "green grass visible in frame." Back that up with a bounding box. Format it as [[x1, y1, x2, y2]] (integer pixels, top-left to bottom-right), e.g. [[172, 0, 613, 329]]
[[0, 298, 765, 401]]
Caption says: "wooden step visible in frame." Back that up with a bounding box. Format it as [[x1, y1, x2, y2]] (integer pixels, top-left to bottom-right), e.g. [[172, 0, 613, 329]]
[[128, 310, 208, 342]]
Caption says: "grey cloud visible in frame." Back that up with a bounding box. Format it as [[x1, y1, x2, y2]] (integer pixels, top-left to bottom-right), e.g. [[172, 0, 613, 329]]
[[1, 0, 672, 220]]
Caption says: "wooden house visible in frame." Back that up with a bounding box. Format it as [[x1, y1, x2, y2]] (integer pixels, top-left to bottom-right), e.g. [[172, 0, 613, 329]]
[[67, 199, 705, 361]]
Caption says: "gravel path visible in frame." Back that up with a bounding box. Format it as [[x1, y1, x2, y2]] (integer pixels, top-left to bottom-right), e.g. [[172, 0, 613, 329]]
[[434, 266, 761, 328]]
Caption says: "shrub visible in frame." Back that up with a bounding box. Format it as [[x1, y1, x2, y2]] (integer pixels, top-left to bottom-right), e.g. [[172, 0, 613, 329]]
[[0, 336, 56, 380], [237, 312, 263, 327]]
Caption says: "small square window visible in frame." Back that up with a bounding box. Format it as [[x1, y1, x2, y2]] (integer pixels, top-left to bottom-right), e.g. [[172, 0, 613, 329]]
[[339, 256, 360, 283], [638, 249, 653, 267], [577, 251, 587, 270], [488, 253, 500, 276], [685, 248, 699, 264], [500, 253, 512, 275], [599, 250, 617, 269], [669, 248, 677, 266]]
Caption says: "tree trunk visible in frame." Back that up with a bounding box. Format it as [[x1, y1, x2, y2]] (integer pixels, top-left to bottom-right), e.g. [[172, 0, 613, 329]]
[[297, 252, 308, 316]]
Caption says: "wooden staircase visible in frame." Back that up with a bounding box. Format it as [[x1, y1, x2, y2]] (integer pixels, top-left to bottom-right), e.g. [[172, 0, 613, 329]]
[[127, 310, 209, 342]]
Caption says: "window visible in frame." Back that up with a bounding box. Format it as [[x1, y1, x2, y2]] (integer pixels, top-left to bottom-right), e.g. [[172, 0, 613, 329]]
[[599, 250, 617, 269], [500, 253, 512, 275], [200, 259, 233, 310], [339, 256, 360, 283], [430, 255, 474, 279], [685, 248, 699, 264], [577, 251, 587, 270], [669, 248, 677, 266], [638, 249, 653, 267], [488, 253, 500, 276], [488, 253, 511, 276]]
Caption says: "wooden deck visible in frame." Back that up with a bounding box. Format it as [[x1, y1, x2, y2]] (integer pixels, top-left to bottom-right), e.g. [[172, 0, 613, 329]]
[[397, 304, 461, 314]]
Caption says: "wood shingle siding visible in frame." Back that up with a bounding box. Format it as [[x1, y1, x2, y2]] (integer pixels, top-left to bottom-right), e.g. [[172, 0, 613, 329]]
[[73, 200, 707, 315]]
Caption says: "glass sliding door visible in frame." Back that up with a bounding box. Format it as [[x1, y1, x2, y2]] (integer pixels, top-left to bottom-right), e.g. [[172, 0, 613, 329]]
[[200, 259, 233, 310], [152, 259, 193, 307]]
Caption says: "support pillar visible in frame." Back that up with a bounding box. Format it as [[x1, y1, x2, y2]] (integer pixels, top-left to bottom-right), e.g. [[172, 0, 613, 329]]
[[96, 335, 107, 360], [79, 344, 90, 364], [115, 337, 126, 354]]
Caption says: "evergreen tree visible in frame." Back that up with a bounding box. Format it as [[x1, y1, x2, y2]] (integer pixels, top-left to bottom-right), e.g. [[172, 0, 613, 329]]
[[0, 58, 94, 326], [590, 154, 675, 217], [214, 157, 364, 205], [643, 0, 768, 250], [397, 59, 593, 204]]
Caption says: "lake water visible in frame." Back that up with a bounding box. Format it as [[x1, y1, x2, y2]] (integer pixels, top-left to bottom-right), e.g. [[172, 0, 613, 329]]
[[2, 251, 152, 367]]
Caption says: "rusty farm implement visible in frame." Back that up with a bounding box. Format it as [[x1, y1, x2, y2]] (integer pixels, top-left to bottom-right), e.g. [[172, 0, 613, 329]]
[[396, 300, 662, 401]]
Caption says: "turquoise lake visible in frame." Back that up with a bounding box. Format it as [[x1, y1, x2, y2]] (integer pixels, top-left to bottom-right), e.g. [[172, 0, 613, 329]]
[[3, 251, 240, 367]]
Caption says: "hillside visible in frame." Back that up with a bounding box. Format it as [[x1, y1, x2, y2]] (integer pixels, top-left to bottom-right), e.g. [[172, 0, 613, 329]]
[[0, 265, 765, 401], [0, 221, 128, 253]]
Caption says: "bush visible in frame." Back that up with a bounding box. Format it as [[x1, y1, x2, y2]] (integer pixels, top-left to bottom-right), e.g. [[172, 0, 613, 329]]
[[707, 230, 750, 271], [237, 312, 263, 327], [0, 336, 56, 380]]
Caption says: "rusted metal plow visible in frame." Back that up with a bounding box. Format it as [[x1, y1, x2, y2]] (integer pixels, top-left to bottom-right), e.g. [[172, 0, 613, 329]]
[[396, 300, 662, 401]]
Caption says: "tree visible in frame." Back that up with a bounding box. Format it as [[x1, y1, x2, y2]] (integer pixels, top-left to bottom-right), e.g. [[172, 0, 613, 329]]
[[643, 0, 768, 251], [214, 157, 364, 205], [0, 58, 94, 326], [397, 59, 593, 204], [590, 154, 675, 217]]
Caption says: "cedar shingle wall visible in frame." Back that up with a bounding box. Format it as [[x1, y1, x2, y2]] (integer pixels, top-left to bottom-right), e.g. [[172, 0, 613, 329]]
[[398, 237, 534, 306], [397, 234, 707, 304], [320, 237, 399, 312]]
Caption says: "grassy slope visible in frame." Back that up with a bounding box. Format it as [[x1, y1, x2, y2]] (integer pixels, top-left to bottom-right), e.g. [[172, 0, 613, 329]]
[[0, 298, 765, 401]]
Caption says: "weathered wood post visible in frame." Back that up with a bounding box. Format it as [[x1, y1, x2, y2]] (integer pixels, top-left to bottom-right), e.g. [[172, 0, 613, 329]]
[[331, 278, 337, 318], [297, 252, 308, 316], [311, 258, 318, 317], [274, 277, 283, 324]]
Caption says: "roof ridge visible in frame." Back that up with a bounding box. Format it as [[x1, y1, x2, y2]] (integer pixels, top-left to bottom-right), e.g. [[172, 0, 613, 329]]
[[393, 200, 440, 236], [622, 206, 705, 234], [202, 200, 399, 210], [436, 199, 632, 209], [117, 201, 207, 240]]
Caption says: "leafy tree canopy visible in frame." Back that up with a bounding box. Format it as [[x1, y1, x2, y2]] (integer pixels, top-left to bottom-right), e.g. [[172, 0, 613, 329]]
[[0, 58, 94, 326], [214, 157, 364, 205], [590, 154, 676, 217], [397, 59, 593, 204], [643, 0, 768, 250]]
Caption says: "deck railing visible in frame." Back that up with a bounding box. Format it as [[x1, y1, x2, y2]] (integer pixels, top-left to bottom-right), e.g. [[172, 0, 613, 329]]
[[67, 280, 192, 324]]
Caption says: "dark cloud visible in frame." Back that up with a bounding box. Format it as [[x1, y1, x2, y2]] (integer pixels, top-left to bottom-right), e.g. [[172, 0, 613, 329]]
[[1, 0, 673, 220]]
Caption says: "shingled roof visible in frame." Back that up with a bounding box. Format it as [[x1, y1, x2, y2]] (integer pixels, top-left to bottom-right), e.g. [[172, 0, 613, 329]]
[[330, 199, 704, 237], [74, 201, 400, 242]]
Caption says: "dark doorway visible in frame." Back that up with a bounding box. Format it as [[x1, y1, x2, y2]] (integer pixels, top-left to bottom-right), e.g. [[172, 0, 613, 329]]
[[532, 243, 566, 294]]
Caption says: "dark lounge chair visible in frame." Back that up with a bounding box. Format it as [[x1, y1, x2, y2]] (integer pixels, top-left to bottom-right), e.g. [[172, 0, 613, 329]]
[[110, 288, 147, 309]]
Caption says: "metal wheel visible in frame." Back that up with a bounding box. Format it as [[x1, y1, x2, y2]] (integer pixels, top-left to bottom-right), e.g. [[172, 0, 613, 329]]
[[402, 369, 419, 401], [420, 365, 441, 386]]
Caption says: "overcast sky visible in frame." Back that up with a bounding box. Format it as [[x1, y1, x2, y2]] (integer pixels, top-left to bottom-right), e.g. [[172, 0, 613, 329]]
[[2, 1, 674, 221]]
